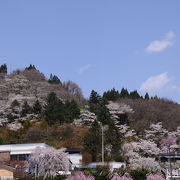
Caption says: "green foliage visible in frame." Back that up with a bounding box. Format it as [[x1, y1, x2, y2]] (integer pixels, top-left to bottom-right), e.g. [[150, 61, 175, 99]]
[[64, 100, 80, 123], [95, 165, 110, 180], [119, 88, 129, 98], [145, 92, 150, 100], [103, 88, 119, 101], [7, 113, 15, 123], [11, 99, 20, 109], [48, 74, 61, 84], [117, 114, 129, 126], [61, 126, 74, 139], [129, 169, 149, 180], [25, 64, 36, 70], [0, 63, 7, 73], [22, 120, 31, 131], [97, 102, 111, 125], [105, 120, 122, 158], [21, 101, 32, 117], [0, 136, 4, 145], [44, 92, 65, 126], [88, 90, 101, 114], [44, 92, 80, 126], [129, 90, 141, 99], [33, 100, 42, 114], [83, 120, 101, 162]]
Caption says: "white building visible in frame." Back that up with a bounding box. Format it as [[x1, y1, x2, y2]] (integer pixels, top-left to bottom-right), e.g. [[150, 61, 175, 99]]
[[89, 162, 126, 172], [0, 143, 82, 171], [65, 148, 82, 169], [0, 143, 50, 161]]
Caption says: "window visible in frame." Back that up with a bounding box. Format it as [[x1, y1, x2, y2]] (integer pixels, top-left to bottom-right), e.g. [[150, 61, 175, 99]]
[[10, 155, 18, 161]]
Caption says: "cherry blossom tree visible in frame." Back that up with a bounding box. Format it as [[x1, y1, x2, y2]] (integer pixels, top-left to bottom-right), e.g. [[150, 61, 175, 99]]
[[146, 173, 165, 180], [145, 122, 168, 140], [110, 173, 133, 180], [66, 172, 95, 180], [29, 147, 69, 177], [129, 157, 159, 170], [138, 139, 160, 156], [161, 136, 178, 152]]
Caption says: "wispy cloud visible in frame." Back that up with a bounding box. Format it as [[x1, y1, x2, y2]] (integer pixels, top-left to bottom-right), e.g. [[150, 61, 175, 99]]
[[139, 72, 170, 93], [145, 31, 175, 53], [77, 64, 92, 75]]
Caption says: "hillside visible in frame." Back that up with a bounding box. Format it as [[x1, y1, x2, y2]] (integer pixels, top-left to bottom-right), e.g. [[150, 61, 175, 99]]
[[117, 98, 180, 132], [0, 64, 179, 150]]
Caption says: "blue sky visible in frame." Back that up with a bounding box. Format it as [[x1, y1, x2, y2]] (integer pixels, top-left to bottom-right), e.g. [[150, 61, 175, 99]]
[[0, 1, 180, 102]]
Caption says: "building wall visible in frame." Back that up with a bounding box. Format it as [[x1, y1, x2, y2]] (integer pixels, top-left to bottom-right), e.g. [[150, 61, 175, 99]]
[[0, 152, 10, 162], [0, 168, 13, 179]]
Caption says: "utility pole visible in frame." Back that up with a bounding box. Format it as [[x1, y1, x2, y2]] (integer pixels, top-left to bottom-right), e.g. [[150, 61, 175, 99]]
[[168, 148, 173, 180], [102, 125, 104, 164]]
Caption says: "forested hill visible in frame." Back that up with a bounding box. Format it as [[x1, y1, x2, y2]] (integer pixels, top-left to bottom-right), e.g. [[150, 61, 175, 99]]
[[90, 88, 180, 132], [0, 63, 179, 148]]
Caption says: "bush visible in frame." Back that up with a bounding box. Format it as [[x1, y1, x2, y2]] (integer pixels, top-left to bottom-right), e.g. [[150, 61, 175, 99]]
[[11, 99, 20, 109], [129, 169, 149, 180]]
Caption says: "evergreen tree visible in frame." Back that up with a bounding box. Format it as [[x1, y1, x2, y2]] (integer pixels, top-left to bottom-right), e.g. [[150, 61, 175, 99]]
[[11, 99, 20, 109], [0, 64, 7, 73], [129, 90, 141, 99], [25, 64, 36, 70], [44, 92, 65, 125], [33, 100, 42, 114], [83, 120, 101, 161], [97, 101, 111, 125], [145, 92, 150, 100], [119, 88, 129, 98], [105, 120, 122, 158], [64, 100, 80, 123], [48, 74, 61, 84], [103, 88, 119, 101], [117, 113, 129, 125], [88, 90, 101, 114], [21, 101, 32, 117]]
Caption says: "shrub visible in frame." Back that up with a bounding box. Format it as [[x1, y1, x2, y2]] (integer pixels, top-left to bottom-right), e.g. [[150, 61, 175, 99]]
[[129, 169, 149, 180]]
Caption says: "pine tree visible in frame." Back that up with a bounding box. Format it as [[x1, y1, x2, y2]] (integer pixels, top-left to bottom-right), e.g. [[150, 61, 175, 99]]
[[103, 88, 120, 101], [83, 120, 101, 161], [44, 92, 65, 125], [97, 102, 111, 125], [48, 74, 61, 84], [33, 100, 42, 114], [119, 88, 129, 98], [21, 101, 32, 117], [145, 92, 150, 100], [88, 90, 101, 114], [105, 120, 122, 158], [11, 99, 20, 109], [129, 90, 140, 99], [0, 64, 7, 74], [64, 100, 80, 123]]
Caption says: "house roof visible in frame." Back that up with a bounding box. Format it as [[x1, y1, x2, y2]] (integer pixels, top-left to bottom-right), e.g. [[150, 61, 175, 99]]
[[0, 143, 50, 155], [159, 152, 180, 158], [66, 148, 81, 154], [0, 163, 15, 171]]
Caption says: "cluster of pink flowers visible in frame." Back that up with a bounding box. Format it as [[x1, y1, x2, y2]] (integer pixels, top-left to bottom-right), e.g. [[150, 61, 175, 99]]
[[146, 173, 165, 180], [66, 172, 95, 180], [111, 173, 133, 180]]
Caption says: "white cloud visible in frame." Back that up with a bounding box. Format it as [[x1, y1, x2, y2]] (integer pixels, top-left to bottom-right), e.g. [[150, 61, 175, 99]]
[[77, 64, 92, 75], [139, 72, 170, 92], [145, 31, 175, 53]]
